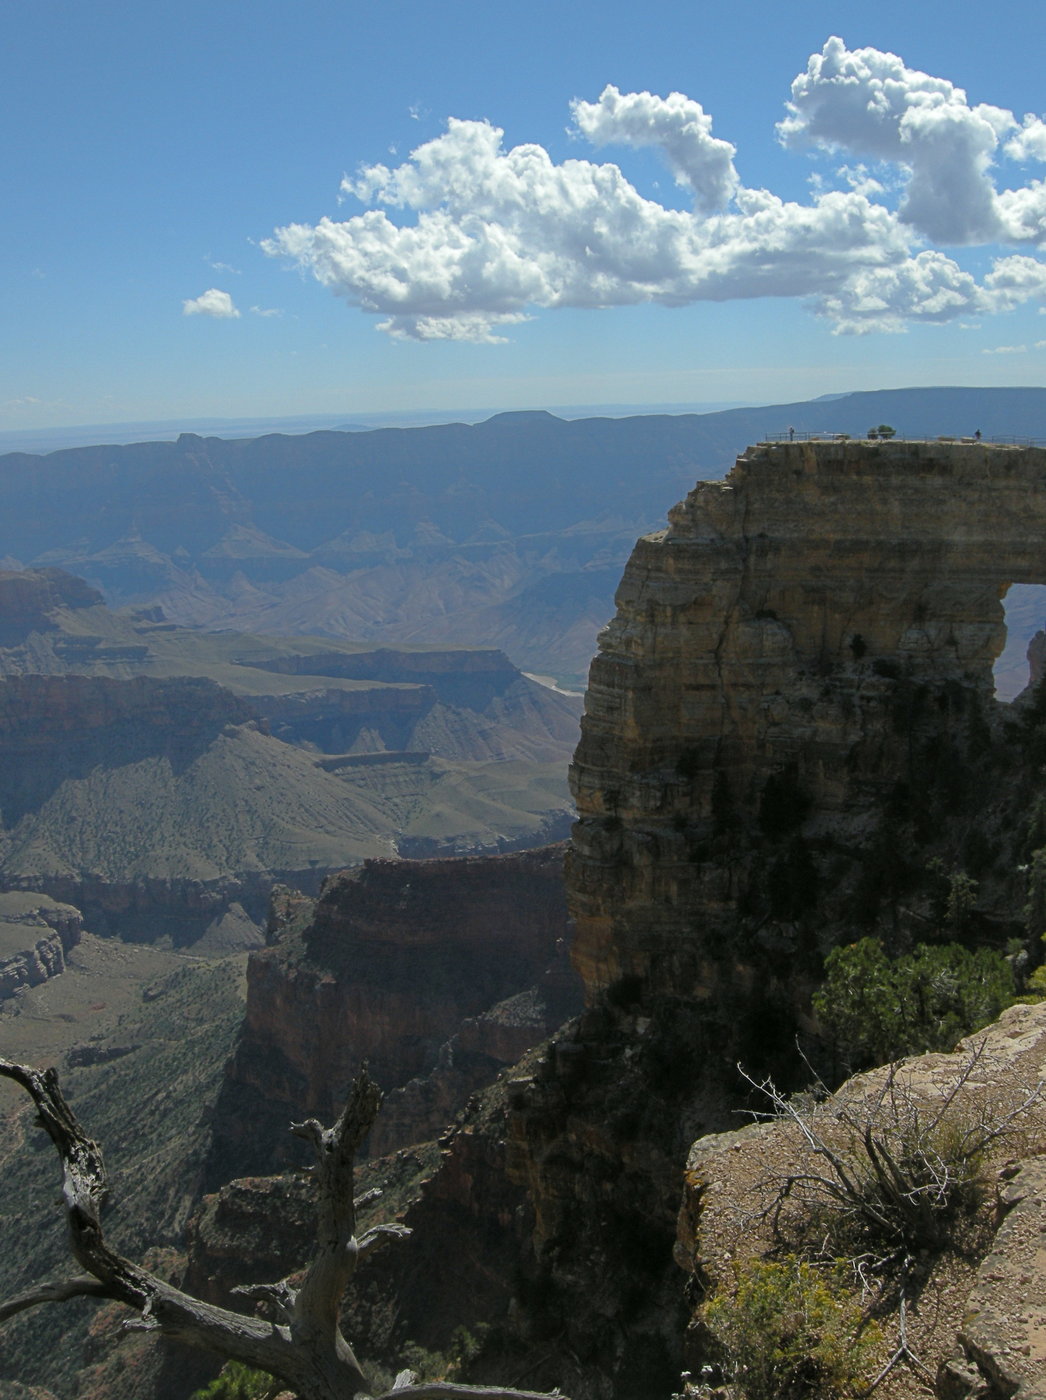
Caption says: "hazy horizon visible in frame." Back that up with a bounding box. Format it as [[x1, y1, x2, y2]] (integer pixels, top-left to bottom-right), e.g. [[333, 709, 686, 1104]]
[[0, 396, 773, 455]]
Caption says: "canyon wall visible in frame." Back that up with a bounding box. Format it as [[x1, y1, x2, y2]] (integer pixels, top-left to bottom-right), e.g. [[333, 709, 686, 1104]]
[[206, 844, 580, 1184], [0, 572, 580, 893], [0, 672, 399, 944], [569, 437, 1046, 995], [0, 891, 84, 999], [0, 567, 102, 646], [495, 440, 1046, 1398]]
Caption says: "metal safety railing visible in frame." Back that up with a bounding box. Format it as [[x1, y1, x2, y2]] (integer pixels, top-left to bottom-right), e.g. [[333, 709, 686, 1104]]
[[759, 430, 1046, 446]]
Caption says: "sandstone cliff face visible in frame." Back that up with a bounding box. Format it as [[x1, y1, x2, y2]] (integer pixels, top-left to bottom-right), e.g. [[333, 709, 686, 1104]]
[[206, 845, 580, 1184], [492, 442, 1046, 1398], [0, 671, 253, 752], [569, 438, 1046, 998], [0, 891, 84, 999]]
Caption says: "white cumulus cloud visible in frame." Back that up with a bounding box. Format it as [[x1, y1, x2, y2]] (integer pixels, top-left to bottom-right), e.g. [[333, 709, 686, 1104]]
[[263, 40, 1046, 342], [778, 36, 1014, 244], [1006, 117, 1046, 163], [182, 288, 241, 319], [570, 84, 739, 213], [982, 254, 1046, 308]]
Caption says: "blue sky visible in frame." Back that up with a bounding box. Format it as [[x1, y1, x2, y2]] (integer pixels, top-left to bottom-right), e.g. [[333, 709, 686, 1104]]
[[6, 0, 1046, 432]]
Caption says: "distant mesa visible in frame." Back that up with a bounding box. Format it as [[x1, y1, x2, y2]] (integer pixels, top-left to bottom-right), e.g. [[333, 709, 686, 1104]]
[[482, 409, 563, 425]]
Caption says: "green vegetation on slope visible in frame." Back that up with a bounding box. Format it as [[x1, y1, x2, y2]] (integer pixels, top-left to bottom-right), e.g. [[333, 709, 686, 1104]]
[[813, 938, 1017, 1073], [0, 954, 246, 1397], [0, 578, 578, 927]]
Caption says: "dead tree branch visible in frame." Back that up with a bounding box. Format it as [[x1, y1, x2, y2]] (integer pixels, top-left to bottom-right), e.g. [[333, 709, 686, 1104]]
[[0, 1057, 567, 1400], [0, 1276, 110, 1322]]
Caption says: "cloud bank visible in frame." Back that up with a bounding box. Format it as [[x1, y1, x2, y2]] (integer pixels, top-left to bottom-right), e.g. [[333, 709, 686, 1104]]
[[182, 288, 241, 319], [264, 38, 1046, 341]]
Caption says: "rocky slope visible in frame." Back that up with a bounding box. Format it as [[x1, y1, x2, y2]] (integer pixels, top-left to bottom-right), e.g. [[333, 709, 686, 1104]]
[[0, 572, 580, 942], [0, 671, 399, 943], [0, 567, 582, 766], [206, 844, 580, 1184]]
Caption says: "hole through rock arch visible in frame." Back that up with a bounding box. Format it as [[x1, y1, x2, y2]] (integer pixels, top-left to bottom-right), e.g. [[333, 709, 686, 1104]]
[[995, 583, 1046, 700]]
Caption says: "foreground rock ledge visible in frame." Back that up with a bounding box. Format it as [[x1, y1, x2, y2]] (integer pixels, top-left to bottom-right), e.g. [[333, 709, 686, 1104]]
[[677, 1001, 1046, 1400]]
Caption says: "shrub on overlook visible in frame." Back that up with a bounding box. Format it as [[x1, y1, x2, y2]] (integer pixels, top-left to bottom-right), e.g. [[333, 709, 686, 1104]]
[[813, 937, 1015, 1072]]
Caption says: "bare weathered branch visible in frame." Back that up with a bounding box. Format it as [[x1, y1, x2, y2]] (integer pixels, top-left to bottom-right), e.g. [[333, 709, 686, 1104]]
[[358, 1223, 412, 1259], [287, 1068, 383, 1389], [863, 1284, 936, 1395], [290, 1118, 326, 1151], [0, 1276, 110, 1322], [0, 1057, 568, 1400], [232, 1280, 299, 1324]]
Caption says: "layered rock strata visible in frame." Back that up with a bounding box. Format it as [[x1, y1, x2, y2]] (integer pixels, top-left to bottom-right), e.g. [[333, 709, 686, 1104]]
[[0, 891, 84, 999], [0, 672, 393, 944], [497, 441, 1046, 1398], [569, 438, 1046, 996], [206, 844, 580, 1183], [0, 566, 101, 646]]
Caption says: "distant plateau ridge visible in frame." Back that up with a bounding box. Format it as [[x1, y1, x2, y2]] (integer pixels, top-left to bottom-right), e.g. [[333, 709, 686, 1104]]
[[4, 387, 1046, 689]]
